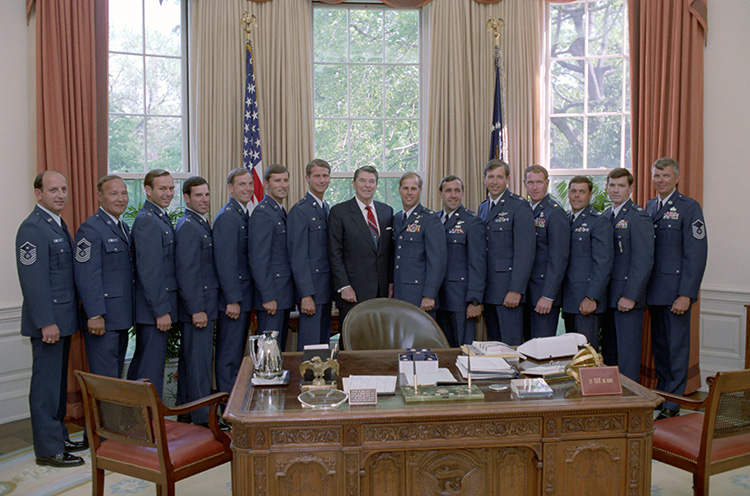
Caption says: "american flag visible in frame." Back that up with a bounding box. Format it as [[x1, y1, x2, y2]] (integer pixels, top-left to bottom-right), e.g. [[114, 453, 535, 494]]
[[489, 45, 507, 162], [243, 40, 264, 209]]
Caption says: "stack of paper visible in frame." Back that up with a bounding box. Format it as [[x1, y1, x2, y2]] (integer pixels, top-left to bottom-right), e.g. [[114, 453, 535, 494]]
[[342, 375, 397, 395], [455, 355, 515, 379], [402, 368, 458, 386], [462, 341, 523, 363]]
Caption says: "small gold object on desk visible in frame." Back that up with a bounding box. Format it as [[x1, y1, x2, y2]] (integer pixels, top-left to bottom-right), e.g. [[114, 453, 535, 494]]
[[299, 356, 339, 391], [564, 344, 603, 383]]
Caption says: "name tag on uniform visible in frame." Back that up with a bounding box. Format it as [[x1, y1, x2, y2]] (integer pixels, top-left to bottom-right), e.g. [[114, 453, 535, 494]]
[[535, 217, 546, 228], [406, 224, 421, 233], [107, 238, 120, 243], [52, 238, 65, 244], [615, 219, 628, 229]]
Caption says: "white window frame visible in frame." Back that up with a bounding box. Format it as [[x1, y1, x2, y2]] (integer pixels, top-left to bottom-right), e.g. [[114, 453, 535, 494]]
[[107, 0, 192, 188], [312, 1, 428, 203], [541, 0, 630, 182]]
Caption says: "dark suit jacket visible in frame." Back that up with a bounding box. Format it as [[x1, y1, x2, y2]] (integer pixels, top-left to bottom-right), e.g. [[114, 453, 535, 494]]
[[646, 190, 708, 306], [438, 204, 486, 312], [392, 203, 447, 307], [175, 209, 219, 322], [477, 189, 536, 305], [132, 200, 178, 324], [527, 194, 569, 305], [74, 207, 134, 330], [328, 197, 393, 305], [16, 206, 79, 338], [287, 192, 332, 304], [248, 195, 295, 310], [604, 199, 654, 308], [562, 206, 613, 314], [213, 197, 253, 311]]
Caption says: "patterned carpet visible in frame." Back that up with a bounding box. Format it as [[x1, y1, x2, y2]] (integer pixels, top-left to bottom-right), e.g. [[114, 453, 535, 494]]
[[1, 433, 749, 495]]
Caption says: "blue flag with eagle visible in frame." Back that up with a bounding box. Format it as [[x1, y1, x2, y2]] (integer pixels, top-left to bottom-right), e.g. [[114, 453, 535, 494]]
[[489, 45, 507, 162], [243, 40, 264, 208]]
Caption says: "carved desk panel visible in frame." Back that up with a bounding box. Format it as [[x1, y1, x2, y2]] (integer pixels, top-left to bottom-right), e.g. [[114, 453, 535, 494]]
[[226, 349, 661, 496]]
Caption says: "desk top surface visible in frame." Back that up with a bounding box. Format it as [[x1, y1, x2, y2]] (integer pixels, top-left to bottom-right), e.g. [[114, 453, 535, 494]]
[[225, 349, 662, 424]]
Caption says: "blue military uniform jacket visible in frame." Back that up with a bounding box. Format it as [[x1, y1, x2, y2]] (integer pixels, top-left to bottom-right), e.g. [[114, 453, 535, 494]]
[[213, 197, 253, 311], [287, 192, 331, 304], [248, 195, 295, 310], [437, 205, 486, 312], [392, 203, 447, 308], [604, 199, 654, 308], [562, 206, 613, 314], [74, 208, 135, 330], [646, 191, 708, 306], [132, 200, 178, 323], [528, 194, 569, 304], [16, 206, 79, 338], [175, 209, 220, 322], [477, 190, 536, 305]]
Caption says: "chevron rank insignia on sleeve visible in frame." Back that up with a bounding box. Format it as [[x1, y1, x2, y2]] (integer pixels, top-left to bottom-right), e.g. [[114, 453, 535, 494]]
[[76, 238, 92, 263], [19, 241, 37, 266], [692, 219, 706, 240]]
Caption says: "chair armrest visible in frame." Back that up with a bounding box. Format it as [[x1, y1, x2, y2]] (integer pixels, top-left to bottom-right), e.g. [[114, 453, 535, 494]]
[[652, 389, 707, 409], [165, 392, 229, 416]]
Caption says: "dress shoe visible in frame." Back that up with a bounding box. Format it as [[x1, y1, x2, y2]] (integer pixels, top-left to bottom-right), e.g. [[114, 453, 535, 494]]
[[64, 439, 89, 452], [196, 420, 232, 432], [655, 408, 678, 421], [36, 452, 84, 468]]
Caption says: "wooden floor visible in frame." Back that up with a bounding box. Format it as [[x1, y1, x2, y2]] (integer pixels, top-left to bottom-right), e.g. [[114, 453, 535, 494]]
[[0, 418, 84, 457]]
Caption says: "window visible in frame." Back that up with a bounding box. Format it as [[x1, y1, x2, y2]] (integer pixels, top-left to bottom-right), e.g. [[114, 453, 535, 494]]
[[544, 0, 630, 204], [313, 3, 424, 209], [108, 0, 189, 212]]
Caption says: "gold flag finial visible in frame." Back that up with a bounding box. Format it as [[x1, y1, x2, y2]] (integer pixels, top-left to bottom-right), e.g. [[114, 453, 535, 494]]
[[242, 12, 258, 42], [486, 18, 504, 46]]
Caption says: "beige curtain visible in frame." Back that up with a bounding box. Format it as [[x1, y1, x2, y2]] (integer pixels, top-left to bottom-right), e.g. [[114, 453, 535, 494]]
[[190, 0, 314, 216], [425, 0, 543, 211]]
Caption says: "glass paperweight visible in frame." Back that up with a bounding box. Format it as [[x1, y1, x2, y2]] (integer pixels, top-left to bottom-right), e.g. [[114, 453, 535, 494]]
[[297, 388, 348, 409]]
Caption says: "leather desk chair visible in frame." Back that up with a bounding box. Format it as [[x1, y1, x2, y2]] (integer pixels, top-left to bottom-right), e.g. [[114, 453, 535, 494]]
[[342, 297, 450, 350], [75, 371, 233, 496], [652, 369, 750, 496]]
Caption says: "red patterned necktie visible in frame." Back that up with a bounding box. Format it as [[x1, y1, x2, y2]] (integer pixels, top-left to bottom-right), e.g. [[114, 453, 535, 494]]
[[365, 204, 379, 236]]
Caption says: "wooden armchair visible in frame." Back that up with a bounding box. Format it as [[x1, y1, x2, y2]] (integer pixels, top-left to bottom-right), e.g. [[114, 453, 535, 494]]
[[74, 371, 233, 496], [652, 369, 750, 496]]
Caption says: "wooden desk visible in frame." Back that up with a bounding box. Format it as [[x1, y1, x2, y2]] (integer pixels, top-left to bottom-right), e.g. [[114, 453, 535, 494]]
[[225, 349, 661, 496]]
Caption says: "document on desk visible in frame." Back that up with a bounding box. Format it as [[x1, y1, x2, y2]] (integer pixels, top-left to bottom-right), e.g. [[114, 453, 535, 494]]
[[343, 375, 398, 395], [402, 368, 458, 386], [456, 356, 515, 379]]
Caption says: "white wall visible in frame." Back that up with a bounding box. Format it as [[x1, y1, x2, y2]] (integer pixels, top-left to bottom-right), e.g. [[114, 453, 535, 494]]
[[699, 0, 750, 383], [0, 0, 36, 422]]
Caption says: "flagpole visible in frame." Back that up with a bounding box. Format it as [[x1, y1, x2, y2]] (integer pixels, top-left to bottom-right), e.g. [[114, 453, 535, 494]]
[[486, 17, 508, 164], [241, 12, 264, 210], [242, 12, 258, 41], [486, 17, 504, 47]]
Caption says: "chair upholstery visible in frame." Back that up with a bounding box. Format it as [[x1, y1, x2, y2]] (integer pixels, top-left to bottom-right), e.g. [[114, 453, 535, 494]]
[[652, 369, 750, 496], [342, 297, 450, 350], [75, 371, 232, 496]]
